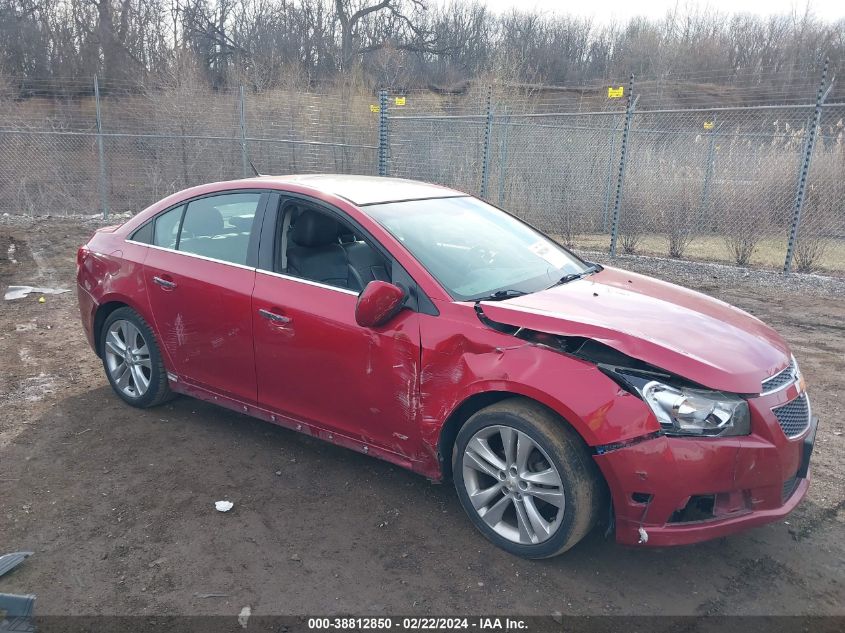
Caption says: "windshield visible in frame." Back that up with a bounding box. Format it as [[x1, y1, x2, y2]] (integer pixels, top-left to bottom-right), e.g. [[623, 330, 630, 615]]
[[365, 196, 589, 301]]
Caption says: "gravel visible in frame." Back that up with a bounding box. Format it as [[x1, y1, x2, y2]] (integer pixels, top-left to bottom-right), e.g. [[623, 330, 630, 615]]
[[583, 250, 845, 298]]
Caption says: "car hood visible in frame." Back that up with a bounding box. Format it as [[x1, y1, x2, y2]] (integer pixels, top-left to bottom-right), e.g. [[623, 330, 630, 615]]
[[479, 266, 789, 394]]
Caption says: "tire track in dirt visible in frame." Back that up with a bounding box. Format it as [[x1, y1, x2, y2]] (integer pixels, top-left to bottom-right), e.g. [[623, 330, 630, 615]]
[[788, 498, 845, 541], [694, 555, 805, 616]]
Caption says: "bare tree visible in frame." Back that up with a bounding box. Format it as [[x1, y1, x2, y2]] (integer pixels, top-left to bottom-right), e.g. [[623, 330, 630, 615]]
[[0, 1, 842, 91], [335, 0, 462, 75]]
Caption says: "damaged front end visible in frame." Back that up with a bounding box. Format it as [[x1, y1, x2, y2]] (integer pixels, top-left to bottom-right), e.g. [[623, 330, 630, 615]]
[[473, 302, 815, 547], [476, 300, 753, 440]]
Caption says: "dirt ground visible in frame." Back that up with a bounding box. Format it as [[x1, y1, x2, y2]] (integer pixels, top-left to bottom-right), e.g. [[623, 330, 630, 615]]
[[1, 216, 843, 618]]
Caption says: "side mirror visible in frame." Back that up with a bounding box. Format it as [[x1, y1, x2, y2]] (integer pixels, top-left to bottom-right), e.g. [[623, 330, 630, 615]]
[[355, 281, 406, 328]]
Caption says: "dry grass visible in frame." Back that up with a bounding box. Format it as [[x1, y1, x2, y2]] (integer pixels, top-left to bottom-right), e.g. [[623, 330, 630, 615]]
[[569, 232, 845, 274]]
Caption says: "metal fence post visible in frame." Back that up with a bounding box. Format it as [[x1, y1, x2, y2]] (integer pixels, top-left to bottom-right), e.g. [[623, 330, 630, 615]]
[[497, 106, 510, 207], [697, 120, 720, 230], [480, 85, 494, 198], [601, 118, 621, 232], [783, 59, 831, 274], [239, 86, 248, 178], [609, 74, 636, 257], [93, 75, 109, 219], [378, 89, 389, 176]]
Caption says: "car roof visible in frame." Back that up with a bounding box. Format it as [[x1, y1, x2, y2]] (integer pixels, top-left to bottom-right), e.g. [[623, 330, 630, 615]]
[[250, 174, 466, 206]]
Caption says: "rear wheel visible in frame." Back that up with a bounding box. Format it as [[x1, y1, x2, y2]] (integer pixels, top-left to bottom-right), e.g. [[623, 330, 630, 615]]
[[100, 307, 172, 408], [453, 399, 603, 558]]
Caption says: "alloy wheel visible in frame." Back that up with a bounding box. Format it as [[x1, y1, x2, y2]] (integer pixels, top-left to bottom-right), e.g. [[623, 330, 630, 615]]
[[104, 319, 152, 398], [461, 424, 565, 545]]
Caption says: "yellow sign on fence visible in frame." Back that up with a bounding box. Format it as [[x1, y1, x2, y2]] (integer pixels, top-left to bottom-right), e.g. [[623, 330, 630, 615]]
[[394, 96, 406, 106], [607, 86, 624, 99], [370, 104, 380, 113], [703, 121, 715, 130]]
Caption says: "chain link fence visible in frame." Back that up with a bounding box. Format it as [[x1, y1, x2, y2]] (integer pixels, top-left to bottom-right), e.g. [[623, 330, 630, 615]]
[[0, 79, 377, 218], [385, 79, 844, 274], [0, 75, 842, 274]]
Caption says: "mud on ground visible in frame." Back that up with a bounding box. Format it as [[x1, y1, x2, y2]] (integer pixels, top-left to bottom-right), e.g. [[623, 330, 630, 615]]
[[1, 216, 843, 616]]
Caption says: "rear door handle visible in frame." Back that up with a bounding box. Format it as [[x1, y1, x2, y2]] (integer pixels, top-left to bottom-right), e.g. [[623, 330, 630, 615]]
[[152, 276, 177, 290], [258, 308, 291, 324]]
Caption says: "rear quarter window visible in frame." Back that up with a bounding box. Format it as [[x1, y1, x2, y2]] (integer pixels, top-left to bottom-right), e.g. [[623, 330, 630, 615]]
[[130, 221, 153, 244], [153, 205, 185, 249]]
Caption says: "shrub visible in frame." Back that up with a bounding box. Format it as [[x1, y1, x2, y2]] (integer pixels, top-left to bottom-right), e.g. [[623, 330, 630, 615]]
[[620, 229, 641, 254], [793, 234, 828, 272], [664, 180, 698, 258], [717, 155, 795, 266], [719, 186, 769, 266], [617, 188, 647, 254], [792, 151, 844, 272]]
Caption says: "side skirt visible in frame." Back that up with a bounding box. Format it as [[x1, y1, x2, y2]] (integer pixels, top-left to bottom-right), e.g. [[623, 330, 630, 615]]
[[168, 378, 424, 476]]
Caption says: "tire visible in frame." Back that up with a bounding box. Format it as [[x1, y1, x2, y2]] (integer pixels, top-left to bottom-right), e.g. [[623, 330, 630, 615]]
[[100, 307, 172, 408], [452, 399, 604, 558]]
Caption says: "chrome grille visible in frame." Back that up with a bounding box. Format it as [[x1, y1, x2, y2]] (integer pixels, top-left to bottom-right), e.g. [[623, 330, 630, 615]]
[[761, 358, 797, 394], [772, 393, 811, 439]]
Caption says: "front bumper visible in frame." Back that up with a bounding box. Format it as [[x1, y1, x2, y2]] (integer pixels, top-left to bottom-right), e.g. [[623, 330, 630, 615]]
[[594, 385, 817, 547]]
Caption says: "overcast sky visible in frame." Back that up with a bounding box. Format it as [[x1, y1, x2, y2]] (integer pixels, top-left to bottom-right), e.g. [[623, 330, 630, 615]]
[[474, 0, 844, 23]]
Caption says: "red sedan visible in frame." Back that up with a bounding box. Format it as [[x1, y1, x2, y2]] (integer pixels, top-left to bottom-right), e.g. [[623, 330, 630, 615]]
[[77, 175, 816, 558]]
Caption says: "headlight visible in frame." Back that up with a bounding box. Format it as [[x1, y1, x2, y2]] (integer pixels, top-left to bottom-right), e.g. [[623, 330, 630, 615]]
[[613, 371, 751, 437]]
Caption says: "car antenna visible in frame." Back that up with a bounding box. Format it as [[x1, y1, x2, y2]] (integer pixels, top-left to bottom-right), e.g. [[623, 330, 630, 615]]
[[248, 159, 263, 177]]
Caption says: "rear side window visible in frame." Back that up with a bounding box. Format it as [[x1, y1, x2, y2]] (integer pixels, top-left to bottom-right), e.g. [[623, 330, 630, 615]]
[[153, 205, 184, 249], [177, 193, 261, 265]]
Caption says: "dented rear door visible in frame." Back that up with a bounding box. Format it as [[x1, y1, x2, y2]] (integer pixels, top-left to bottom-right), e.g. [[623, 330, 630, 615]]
[[144, 247, 257, 403]]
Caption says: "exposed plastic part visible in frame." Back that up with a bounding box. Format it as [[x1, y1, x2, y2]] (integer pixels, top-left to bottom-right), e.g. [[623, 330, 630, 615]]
[[594, 431, 661, 455], [4, 286, 70, 301], [0, 553, 32, 579], [0, 593, 36, 633]]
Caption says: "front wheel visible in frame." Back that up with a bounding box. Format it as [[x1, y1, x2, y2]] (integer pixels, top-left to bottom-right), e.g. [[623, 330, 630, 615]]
[[453, 399, 604, 558], [100, 307, 172, 408]]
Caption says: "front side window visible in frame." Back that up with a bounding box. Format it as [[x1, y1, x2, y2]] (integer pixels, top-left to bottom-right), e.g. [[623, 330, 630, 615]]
[[277, 203, 391, 292], [177, 193, 261, 265], [365, 196, 589, 301]]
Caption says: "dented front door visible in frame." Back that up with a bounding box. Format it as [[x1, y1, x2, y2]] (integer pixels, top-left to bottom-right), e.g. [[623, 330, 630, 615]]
[[252, 270, 422, 459]]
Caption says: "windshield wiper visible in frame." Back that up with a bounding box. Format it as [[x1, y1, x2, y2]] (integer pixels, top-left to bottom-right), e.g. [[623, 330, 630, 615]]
[[476, 289, 527, 302], [549, 264, 602, 288]]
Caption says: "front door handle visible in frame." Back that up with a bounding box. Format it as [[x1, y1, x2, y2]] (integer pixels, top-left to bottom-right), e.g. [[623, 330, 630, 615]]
[[258, 308, 291, 324], [152, 276, 177, 290]]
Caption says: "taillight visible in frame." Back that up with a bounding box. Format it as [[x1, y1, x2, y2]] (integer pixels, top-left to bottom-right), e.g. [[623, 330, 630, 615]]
[[76, 245, 90, 274]]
